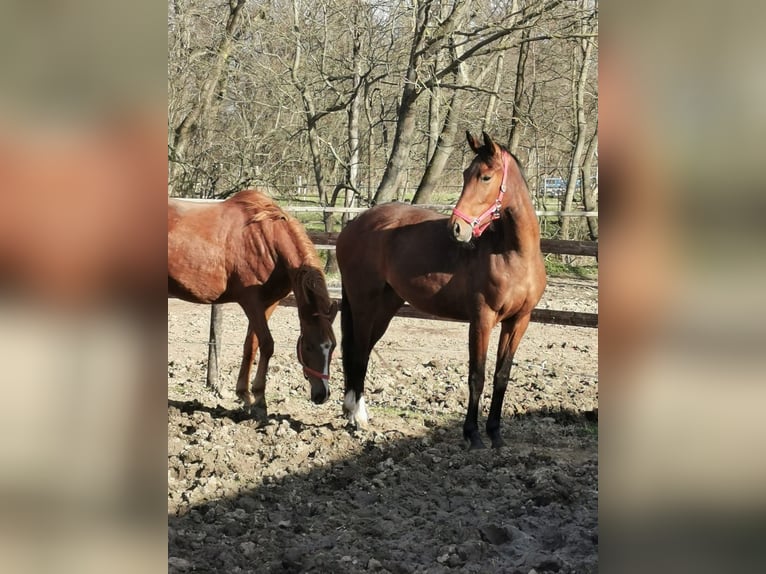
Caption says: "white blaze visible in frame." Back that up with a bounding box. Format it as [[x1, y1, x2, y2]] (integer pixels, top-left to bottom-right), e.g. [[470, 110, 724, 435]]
[[320, 341, 332, 377]]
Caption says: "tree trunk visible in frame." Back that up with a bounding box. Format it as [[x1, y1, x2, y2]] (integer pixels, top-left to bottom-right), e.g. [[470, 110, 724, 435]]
[[426, 88, 440, 167], [507, 29, 530, 155], [206, 304, 223, 396], [373, 84, 419, 204], [346, 17, 363, 220], [411, 89, 462, 205], [482, 53, 504, 133], [581, 130, 598, 240], [373, 0, 433, 204], [290, 0, 326, 204], [413, 37, 499, 205], [560, 33, 594, 240], [168, 0, 246, 196]]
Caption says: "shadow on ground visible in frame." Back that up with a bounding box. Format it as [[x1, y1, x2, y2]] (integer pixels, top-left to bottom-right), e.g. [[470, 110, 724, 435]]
[[168, 402, 597, 574]]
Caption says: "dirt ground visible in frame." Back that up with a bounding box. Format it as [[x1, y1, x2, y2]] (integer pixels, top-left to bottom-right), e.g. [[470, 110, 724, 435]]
[[168, 277, 598, 574]]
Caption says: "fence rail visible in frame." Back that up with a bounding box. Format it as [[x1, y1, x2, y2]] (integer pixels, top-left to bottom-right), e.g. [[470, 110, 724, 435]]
[[307, 231, 598, 258], [304, 233, 598, 328], [281, 293, 598, 329], [195, 222, 598, 389], [286, 205, 599, 218], [172, 198, 598, 219]]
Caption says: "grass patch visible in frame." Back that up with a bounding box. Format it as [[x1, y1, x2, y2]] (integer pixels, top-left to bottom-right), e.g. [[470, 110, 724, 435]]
[[544, 256, 598, 280]]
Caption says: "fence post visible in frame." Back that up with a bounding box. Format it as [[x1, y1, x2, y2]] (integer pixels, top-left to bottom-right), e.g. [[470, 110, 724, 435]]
[[207, 304, 223, 395]]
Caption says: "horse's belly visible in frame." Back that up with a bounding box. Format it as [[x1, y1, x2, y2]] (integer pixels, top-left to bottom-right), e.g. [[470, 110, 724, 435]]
[[389, 276, 471, 322]]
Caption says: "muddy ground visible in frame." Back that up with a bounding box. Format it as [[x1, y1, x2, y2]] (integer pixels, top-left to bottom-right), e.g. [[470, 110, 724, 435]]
[[168, 278, 598, 573]]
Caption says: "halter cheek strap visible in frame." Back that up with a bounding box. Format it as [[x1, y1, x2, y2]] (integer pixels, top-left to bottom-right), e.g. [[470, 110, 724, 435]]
[[296, 333, 332, 382], [452, 152, 508, 238]]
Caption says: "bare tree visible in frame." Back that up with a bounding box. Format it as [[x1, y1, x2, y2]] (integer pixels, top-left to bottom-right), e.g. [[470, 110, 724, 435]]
[[561, 0, 597, 239], [507, 29, 530, 155], [167, 0, 598, 240], [374, 0, 565, 204], [168, 0, 247, 197], [582, 129, 598, 239], [411, 38, 496, 205]]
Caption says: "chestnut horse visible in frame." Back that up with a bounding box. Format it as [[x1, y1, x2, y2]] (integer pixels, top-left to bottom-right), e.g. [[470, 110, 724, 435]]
[[337, 132, 546, 448], [168, 190, 338, 414]]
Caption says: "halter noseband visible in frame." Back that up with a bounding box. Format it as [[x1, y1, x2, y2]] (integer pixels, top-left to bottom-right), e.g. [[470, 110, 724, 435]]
[[451, 152, 508, 238]]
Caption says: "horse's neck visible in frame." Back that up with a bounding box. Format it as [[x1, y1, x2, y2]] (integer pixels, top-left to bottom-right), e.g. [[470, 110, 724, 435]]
[[273, 223, 314, 275], [500, 185, 540, 257]]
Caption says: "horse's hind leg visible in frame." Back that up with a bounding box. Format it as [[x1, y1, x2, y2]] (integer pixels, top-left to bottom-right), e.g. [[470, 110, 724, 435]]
[[486, 314, 532, 448], [341, 285, 403, 430], [341, 286, 371, 429]]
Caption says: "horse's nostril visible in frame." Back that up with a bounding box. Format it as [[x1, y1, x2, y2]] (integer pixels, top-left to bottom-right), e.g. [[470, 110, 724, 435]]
[[453, 222, 461, 236]]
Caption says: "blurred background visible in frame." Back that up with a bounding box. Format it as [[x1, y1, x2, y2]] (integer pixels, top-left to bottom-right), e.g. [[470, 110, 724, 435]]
[[0, 1, 166, 572], [600, 0, 766, 571]]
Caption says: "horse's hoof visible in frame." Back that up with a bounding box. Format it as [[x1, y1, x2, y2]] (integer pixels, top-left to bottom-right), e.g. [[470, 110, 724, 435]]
[[487, 430, 504, 449], [344, 413, 369, 432], [466, 436, 486, 450], [343, 391, 369, 430], [237, 391, 256, 407], [251, 402, 268, 423], [250, 395, 269, 423]]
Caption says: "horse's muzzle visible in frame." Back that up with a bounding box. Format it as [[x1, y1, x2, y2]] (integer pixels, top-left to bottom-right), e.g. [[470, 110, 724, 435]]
[[310, 380, 330, 404], [450, 218, 474, 244]]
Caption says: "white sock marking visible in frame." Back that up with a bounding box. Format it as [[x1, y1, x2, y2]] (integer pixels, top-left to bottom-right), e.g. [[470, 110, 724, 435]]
[[344, 390, 368, 428]]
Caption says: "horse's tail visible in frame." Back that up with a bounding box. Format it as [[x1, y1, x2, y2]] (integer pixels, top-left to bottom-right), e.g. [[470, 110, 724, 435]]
[[340, 284, 355, 380]]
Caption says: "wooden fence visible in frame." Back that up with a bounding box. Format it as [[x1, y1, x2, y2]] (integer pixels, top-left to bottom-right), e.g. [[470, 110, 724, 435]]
[[181, 200, 599, 387], [289, 232, 599, 330]]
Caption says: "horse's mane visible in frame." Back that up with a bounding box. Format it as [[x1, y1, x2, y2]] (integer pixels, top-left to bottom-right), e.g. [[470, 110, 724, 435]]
[[231, 190, 331, 312], [230, 189, 291, 225], [477, 144, 529, 188]]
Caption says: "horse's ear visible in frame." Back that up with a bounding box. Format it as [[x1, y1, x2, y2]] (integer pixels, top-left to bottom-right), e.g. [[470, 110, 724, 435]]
[[328, 300, 339, 322], [482, 131, 497, 154], [466, 131, 481, 153]]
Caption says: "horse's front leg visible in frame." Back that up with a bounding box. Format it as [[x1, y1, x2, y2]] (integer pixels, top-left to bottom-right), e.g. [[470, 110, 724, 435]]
[[236, 301, 276, 420], [248, 303, 278, 420], [463, 317, 493, 450], [486, 313, 532, 448]]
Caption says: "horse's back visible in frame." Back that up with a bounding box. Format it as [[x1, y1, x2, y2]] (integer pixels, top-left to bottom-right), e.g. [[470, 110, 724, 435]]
[[340, 202, 446, 242], [337, 203, 476, 317], [167, 191, 293, 305], [337, 202, 447, 266]]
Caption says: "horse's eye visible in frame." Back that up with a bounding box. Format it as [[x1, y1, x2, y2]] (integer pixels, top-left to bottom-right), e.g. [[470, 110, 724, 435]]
[[481, 175, 492, 182]]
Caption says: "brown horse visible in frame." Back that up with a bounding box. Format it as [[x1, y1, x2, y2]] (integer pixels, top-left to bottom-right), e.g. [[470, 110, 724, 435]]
[[168, 190, 338, 413], [336, 132, 546, 448]]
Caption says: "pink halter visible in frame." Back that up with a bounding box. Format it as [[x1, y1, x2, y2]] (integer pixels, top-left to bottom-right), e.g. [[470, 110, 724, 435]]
[[452, 152, 508, 238]]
